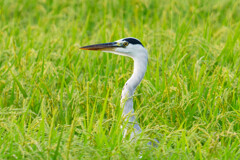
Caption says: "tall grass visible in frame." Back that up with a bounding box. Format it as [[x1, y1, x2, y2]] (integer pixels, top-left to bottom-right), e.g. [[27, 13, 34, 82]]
[[1, 0, 240, 159]]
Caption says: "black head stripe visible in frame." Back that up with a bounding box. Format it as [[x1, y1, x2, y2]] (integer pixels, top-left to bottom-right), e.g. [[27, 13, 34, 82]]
[[123, 38, 144, 47]]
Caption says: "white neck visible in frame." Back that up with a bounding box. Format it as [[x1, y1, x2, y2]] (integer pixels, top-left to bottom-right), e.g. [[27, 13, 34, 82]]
[[121, 56, 148, 116]]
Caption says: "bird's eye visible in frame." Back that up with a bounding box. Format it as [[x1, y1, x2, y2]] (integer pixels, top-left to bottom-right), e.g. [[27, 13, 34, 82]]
[[123, 42, 129, 47]]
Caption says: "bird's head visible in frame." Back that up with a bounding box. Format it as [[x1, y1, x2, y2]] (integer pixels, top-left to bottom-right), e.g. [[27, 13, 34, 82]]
[[80, 37, 148, 59]]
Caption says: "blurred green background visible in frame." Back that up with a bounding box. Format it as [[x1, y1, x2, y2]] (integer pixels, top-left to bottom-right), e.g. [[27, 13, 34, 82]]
[[1, 0, 240, 159]]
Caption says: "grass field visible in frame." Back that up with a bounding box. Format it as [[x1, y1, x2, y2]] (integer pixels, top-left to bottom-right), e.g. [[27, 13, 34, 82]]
[[1, 0, 240, 159]]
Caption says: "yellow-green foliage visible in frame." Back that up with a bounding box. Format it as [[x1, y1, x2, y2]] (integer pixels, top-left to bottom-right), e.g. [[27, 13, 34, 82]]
[[1, 0, 240, 159]]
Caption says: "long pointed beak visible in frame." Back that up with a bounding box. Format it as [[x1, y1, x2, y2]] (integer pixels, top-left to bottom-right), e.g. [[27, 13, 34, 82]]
[[80, 42, 121, 51]]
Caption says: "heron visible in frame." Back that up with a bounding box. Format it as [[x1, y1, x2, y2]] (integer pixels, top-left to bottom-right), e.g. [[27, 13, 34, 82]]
[[80, 37, 157, 145]]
